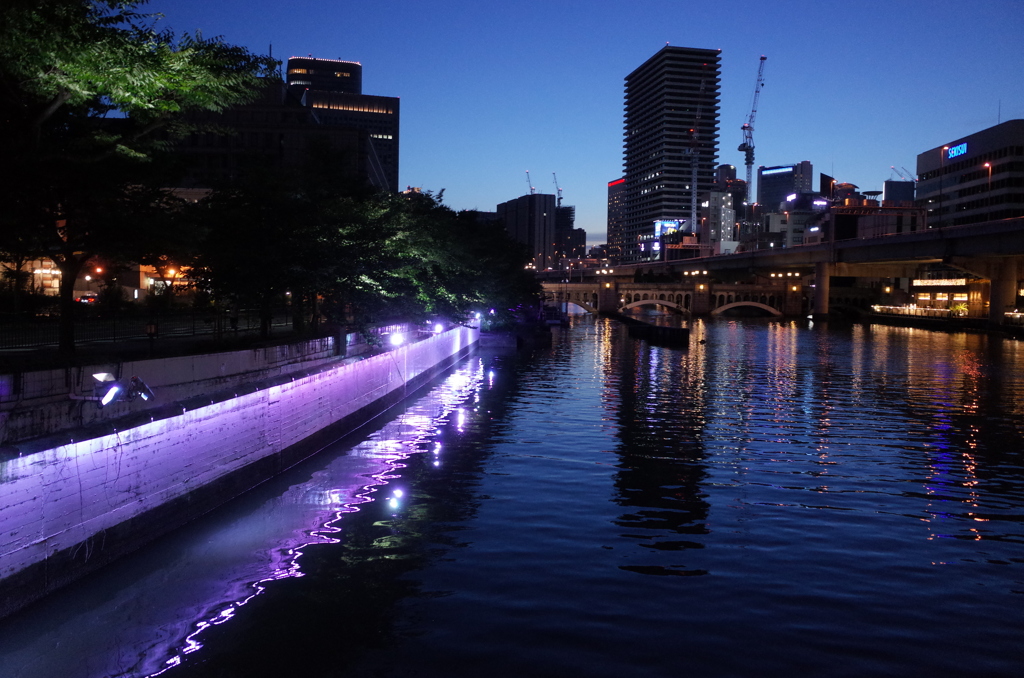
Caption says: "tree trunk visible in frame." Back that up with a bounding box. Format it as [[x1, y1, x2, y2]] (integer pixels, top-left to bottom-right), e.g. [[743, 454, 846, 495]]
[[57, 257, 86, 357], [291, 289, 306, 333], [259, 292, 273, 339]]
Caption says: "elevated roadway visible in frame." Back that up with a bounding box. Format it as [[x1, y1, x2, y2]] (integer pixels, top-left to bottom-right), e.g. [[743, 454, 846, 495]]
[[541, 217, 1024, 325]]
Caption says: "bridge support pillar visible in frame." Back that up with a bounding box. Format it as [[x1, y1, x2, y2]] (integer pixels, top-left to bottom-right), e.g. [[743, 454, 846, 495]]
[[988, 259, 1019, 327], [597, 282, 620, 313], [813, 262, 832, 318]]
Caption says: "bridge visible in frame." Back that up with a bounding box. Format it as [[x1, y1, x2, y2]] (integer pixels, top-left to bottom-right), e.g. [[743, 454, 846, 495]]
[[541, 217, 1024, 325]]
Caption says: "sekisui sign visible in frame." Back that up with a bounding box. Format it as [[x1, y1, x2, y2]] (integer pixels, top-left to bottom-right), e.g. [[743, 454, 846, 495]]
[[947, 143, 968, 160]]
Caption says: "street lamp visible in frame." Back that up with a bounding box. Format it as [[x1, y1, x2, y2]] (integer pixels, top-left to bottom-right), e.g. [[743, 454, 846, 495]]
[[938, 146, 949, 228], [984, 162, 992, 211]]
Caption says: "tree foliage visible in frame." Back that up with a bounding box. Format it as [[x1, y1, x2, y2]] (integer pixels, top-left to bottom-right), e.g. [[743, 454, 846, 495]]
[[0, 1, 540, 352], [0, 0, 278, 353], [190, 167, 540, 335]]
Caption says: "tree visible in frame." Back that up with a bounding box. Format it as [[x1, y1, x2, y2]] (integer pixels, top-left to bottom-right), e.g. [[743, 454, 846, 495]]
[[0, 0, 277, 355]]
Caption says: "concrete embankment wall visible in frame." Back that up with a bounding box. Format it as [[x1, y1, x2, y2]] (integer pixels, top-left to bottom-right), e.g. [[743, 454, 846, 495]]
[[0, 337, 342, 446], [0, 326, 477, 619]]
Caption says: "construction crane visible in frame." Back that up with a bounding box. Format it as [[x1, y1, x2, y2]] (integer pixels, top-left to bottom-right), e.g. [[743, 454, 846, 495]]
[[552, 173, 563, 207], [525, 170, 535, 195], [689, 66, 708, 232], [738, 55, 767, 204], [889, 166, 918, 183]]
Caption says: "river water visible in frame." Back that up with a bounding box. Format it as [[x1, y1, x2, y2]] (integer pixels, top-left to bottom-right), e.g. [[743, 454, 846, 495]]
[[1, 315, 1022, 677]]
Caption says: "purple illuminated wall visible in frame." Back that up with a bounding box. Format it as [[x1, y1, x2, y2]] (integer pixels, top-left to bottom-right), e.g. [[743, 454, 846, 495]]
[[0, 326, 477, 618]]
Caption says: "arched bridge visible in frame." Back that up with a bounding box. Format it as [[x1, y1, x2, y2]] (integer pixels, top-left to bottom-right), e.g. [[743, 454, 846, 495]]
[[542, 280, 805, 317]]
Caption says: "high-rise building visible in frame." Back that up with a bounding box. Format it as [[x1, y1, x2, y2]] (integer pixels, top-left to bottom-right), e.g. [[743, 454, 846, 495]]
[[622, 46, 721, 263], [286, 56, 400, 192], [883, 180, 915, 205], [916, 119, 1024, 227], [700, 191, 738, 254], [606, 177, 626, 264], [496, 193, 557, 270], [172, 80, 386, 191], [554, 204, 581, 263], [757, 161, 813, 213], [286, 57, 362, 95]]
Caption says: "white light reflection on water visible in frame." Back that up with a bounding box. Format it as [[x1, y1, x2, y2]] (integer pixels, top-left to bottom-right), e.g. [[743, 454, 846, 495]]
[[147, 358, 485, 676], [0, 358, 485, 678]]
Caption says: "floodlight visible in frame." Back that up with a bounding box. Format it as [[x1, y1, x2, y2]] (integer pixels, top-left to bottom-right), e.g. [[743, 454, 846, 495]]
[[128, 376, 155, 402], [99, 384, 122, 407], [389, 333, 404, 346]]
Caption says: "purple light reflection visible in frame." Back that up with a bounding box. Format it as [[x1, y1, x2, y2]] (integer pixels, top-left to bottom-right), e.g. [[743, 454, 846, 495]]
[[148, 358, 485, 676]]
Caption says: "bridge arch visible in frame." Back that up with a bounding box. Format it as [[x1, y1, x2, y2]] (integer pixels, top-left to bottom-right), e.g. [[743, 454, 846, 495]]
[[710, 301, 783, 317], [565, 301, 598, 313], [620, 299, 688, 315]]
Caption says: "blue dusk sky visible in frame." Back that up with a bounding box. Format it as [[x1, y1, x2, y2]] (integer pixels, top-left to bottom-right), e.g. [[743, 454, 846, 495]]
[[146, 0, 1024, 246]]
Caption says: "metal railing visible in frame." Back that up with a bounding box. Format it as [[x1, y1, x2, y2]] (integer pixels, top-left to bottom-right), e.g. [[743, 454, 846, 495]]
[[0, 309, 292, 350]]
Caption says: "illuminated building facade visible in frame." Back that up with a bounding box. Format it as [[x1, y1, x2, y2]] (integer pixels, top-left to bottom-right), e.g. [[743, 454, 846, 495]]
[[606, 177, 626, 264], [287, 56, 400, 191], [285, 56, 362, 94], [700, 191, 737, 254], [622, 46, 721, 263], [916, 119, 1024, 227]]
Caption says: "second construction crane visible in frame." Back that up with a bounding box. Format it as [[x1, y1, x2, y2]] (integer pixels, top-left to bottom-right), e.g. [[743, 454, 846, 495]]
[[738, 55, 767, 205]]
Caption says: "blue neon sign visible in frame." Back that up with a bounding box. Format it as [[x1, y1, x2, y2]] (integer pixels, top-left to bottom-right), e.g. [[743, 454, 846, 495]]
[[947, 143, 967, 160]]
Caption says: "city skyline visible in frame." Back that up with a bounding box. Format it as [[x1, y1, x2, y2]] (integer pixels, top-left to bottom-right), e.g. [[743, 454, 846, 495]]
[[146, 0, 1024, 246]]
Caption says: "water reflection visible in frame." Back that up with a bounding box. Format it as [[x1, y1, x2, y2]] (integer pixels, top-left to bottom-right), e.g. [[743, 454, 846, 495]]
[[603, 322, 711, 577], [2, 317, 1023, 677]]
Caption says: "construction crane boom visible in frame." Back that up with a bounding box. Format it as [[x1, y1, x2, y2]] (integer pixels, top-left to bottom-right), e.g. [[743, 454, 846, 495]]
[[738, 55, 767, 204], [525, 170, 535, 195], [553, 172, 563, 207]]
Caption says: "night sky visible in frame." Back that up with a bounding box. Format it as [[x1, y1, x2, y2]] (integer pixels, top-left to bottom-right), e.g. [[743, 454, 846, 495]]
[[145, 0, 1024, 245]]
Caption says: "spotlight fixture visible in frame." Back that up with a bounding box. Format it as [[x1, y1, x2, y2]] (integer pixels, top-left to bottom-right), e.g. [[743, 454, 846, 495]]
[[90, 373, 155, 408]]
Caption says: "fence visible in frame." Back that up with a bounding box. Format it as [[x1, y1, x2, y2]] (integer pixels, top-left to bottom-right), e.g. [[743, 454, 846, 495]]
[[0, 309, 292, 351]]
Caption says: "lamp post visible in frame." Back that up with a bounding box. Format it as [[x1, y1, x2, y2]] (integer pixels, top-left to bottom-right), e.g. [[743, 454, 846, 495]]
[[984, 162, 992, 212], [938, 146, 949, 228]]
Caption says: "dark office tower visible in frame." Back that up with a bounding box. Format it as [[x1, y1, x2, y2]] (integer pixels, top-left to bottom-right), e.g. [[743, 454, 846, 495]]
[[606, 177, 626, 264], [820, 173, 836, 199], [622, 46, 721, 263], [554, 204, 578, 263], [883, 180, 915, 205], [286, 56, 400, 192], [716, 164, 737, 187], [496, 194, 557, 270], [757, 161, 813, 212], [286, 57, 362, 94], [916, 119, 1024, 227]]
